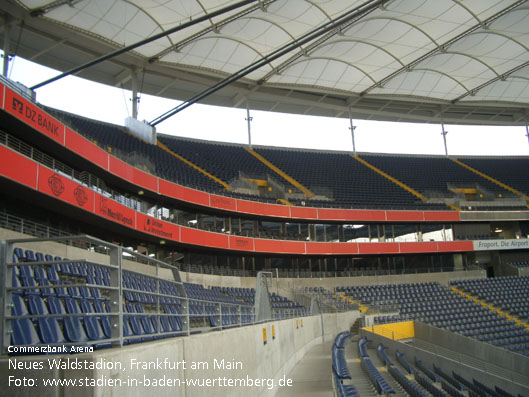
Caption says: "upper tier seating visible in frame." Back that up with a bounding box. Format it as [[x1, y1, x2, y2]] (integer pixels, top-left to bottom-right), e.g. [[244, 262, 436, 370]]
[[458, 157, 529, 196], [37, 106, 529, 211], [362, 155, 525, 209], [158, 136, 297, 194], [255, 148, 446, 210], [45, 108, 225, 192]]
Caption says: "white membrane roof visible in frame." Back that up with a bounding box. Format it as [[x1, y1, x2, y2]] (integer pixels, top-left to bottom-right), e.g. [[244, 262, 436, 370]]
[[3, 0, 529, 125]]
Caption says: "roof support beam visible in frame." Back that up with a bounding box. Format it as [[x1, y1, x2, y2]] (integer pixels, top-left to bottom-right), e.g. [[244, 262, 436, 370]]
[[29, 1, 84, 17], [257, 9, 383, 84], [149, 1, 278, 63], [29, 0, 260, 90], [150, 0, 390, 126]]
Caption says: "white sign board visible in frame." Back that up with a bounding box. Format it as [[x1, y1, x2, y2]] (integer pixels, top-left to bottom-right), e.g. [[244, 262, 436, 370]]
[[473, 239, 529, 251]]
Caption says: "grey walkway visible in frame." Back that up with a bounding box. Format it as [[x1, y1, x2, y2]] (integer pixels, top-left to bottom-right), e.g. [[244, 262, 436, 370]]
[[275, 341, 334, 397]]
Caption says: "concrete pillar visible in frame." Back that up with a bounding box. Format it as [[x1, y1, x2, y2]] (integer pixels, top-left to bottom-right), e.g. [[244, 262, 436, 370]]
[[453, 253, 463, 271], [338, 225, 344, 242], [130, 69, 140, 119]]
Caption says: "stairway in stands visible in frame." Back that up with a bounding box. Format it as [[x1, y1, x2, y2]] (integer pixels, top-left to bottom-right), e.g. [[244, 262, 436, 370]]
[[344, 335, 408, 397], [366, 342, 408, 397], [157, 140, 230, 190], [452, 158, 529, 208], [345, 335, 379, 397], [350, 316, 365, 335], [245, 148, 315, 198]]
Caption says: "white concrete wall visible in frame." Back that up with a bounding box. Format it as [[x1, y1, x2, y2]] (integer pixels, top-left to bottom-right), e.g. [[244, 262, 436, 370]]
[[180, 269, 486, 291], [275, 269, 486, 289], [0, 311, 359, 397]]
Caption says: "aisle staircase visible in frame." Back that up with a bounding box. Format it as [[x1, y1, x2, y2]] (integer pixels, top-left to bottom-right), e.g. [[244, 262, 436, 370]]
[[246, 148, 315, 198], [353, 155, 460, 211], [346, 335, 379, 397], [157, 140, 230, 190], [452, 158, 529, 208]]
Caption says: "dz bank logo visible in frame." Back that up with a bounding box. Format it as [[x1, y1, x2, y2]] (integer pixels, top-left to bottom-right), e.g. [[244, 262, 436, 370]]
[[48, 174, 65, 196], [73, 186, 88, 207]]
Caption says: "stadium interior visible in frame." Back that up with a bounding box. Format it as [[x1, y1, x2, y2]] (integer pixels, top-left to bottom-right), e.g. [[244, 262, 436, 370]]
[[1, 1, 529, 396]]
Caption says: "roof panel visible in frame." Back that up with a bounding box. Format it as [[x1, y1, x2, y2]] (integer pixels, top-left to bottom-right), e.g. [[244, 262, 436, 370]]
[[138, 0, 204, 29], [461, 0, 519, 19], [416, 53, 496, 82], [219, 17, 292, 52], [374, 69, 467, 100], [463, 77, 529, 103]]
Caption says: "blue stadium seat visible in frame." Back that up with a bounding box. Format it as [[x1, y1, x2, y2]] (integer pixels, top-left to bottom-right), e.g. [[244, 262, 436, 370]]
[[27, 295, 66, 344], [48, 296, 87, 343], [10, 294, 40, 347]]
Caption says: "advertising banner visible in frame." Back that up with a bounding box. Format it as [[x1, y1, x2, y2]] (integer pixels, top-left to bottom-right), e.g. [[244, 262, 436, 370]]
[[4, 88, 65, 144], [37, 166, 94, 212], [473, 239, 529, 251]]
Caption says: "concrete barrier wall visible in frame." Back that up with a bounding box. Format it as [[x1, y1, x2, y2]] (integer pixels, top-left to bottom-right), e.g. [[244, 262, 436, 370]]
[[360, 323, 529, 396], [414, 321, 529, 379], [1, 229, 176, 280], [0, 310, 359, 397], [276, 269, 486, 289], [181, 269, 486, 291], [179, 271, 255, 289]]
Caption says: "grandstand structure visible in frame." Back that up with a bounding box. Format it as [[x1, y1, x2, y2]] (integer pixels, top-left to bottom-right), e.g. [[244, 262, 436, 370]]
[[1, 0, 529, 396]]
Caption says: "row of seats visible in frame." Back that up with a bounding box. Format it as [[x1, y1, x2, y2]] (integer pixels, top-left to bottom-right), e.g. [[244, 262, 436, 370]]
[[11, 293, 113, 348], [388, 364, 428, 397], [434, 365, 466, 392], [357, 337, 395, 394], [451, 276, 529, 321], [508, 260, 529, 268], [395, 350, 414, 374], [331, 331, 358, 397], [373, 343, 429, 396], [376, 344, 393, 366], [393, 347, 514, 397], [414, 358, 439, 383], [415, 372, 449, 397]]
